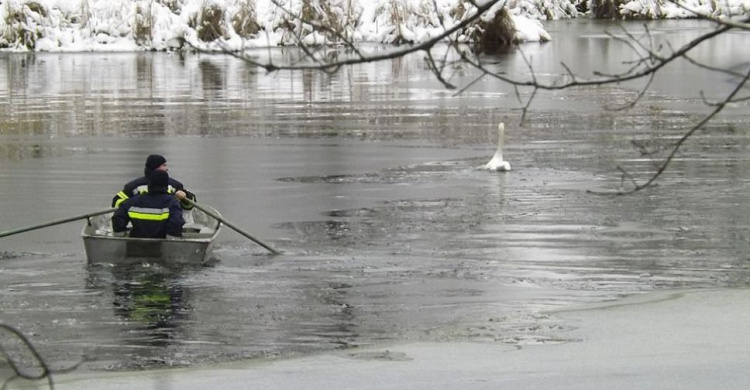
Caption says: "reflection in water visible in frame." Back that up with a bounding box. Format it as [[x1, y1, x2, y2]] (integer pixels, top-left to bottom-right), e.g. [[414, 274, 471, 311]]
[[0, 143, 46, 161], [86, 264, 194, 368], [111, 270, 188, 348], [199, 60, 225, 97], [0, 20, 746, 140], [0, 47, 485, 140], [78, 259, 364, 369]]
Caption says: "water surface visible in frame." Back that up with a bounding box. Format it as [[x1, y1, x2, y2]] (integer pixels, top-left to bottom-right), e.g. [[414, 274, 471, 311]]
[[1, 19, 749, 372]]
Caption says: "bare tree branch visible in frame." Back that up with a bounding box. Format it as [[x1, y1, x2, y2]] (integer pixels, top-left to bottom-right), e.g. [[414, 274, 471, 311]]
[[424, 49, 457, 89], [193, 0, 509, 73], [463, 19, 739, 90], [589, 66, 750, 195], [605, 71, 656, 111], [1, 325, 51, 388], [198, 0, 748, 194]]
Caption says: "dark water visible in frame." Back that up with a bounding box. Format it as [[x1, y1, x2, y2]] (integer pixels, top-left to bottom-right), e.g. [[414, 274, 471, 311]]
[[1, 19, 749, 372]]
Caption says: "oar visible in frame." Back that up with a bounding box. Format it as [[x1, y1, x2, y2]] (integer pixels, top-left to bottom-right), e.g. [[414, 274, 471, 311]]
[[0, 208, 117, 239], [182, 198, 281, 255]]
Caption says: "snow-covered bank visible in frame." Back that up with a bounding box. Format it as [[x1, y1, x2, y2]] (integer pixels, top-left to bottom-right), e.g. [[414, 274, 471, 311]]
[[0, 0, 746, 52]]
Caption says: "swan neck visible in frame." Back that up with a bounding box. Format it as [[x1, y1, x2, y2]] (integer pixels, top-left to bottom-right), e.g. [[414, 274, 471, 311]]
[[496, 127, 505, 150]]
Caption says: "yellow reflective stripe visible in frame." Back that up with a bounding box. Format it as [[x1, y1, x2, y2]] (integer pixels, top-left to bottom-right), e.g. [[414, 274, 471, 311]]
[[128, 207, 170, 221], [114, 191, 129, 207], [128, 212, 169, 221], [128, 212, 170, 221], [135, 185, 176, 195]]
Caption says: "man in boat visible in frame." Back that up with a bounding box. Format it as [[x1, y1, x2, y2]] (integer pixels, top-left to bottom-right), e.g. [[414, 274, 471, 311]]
[[111, 154, 195, 209], [112, 170, 185, 239]]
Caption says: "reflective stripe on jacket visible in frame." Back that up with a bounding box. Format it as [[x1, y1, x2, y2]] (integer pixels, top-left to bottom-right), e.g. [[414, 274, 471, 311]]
[[127, 206, 171, 221], [112, 193, 185, 239]]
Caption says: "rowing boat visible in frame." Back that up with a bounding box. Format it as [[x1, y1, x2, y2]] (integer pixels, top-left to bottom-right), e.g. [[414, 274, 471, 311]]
[[81, 205, 222, 265]]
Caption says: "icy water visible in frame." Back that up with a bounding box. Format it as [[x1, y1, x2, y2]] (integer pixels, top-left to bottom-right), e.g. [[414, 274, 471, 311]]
[[1, 19, 749, 373]]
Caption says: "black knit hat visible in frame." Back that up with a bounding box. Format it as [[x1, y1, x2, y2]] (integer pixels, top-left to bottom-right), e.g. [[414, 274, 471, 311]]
[[144, 154, 167, 177], [148, 170, 169, 193]]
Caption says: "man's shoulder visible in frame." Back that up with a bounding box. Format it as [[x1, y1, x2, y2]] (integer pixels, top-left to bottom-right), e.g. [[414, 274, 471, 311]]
[[150, 193, 181, 205], [160, 194, 182, 210], [168, 177, 184, 189], [118, 195, 137, 208], [164, 193, 181, 204], [126, 195, 176, 211], [123, 176, 148, 190]]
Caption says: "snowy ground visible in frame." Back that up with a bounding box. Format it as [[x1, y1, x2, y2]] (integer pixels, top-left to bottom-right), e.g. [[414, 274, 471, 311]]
[[1, 0, 747, 52]]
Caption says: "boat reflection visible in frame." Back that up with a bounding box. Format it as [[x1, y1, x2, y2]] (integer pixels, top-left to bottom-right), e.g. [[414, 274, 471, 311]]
[[86, 263, 198, 369], [110, 268, 189, 348]]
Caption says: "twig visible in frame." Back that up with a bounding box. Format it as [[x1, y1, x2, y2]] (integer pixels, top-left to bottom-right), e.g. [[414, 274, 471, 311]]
[[588, 66, 750, 195], [1, 323, 54, 389]]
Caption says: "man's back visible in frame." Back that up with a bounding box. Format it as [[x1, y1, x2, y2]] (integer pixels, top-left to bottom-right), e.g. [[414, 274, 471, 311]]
[[112, 175, 187, 207], [113, 193, 184, 239], [112, 170, 185, 239]]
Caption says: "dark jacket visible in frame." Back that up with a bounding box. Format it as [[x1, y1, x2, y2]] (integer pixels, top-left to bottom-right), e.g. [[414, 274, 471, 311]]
[[112, 176, 195, 209], [112, 191, 185, 239]]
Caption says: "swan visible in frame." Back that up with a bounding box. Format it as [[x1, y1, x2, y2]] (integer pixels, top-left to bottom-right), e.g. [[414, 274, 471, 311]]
[[481, 123, 511, 171]]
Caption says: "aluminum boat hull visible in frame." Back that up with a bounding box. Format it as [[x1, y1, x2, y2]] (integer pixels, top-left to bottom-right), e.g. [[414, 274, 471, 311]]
[[81, 205, 221, 265]]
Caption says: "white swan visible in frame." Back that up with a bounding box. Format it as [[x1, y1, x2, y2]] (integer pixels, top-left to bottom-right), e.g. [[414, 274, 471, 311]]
[[481, 123, 511, 171]]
